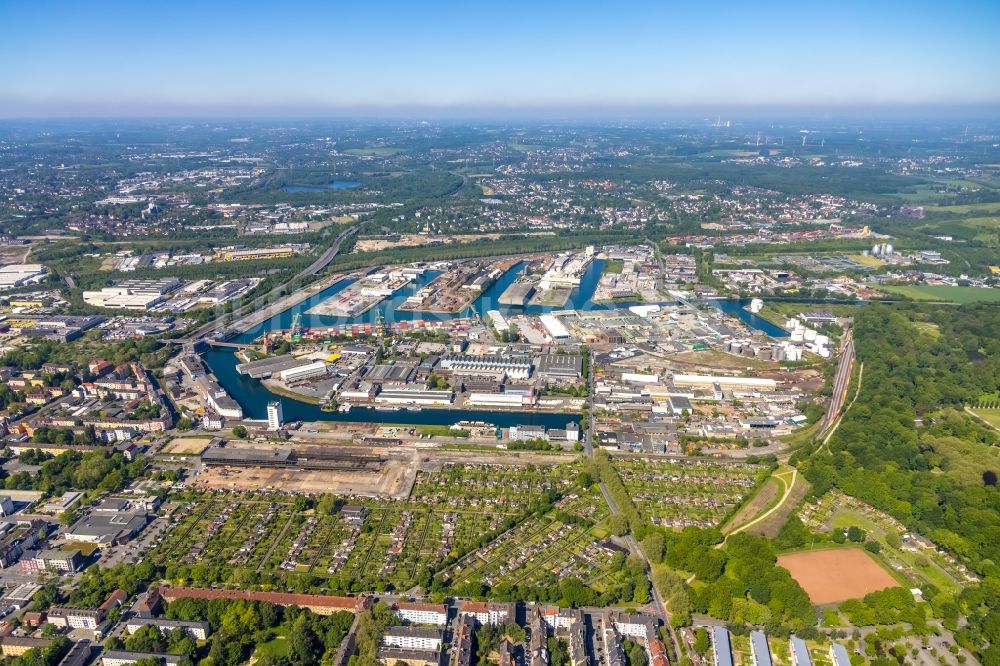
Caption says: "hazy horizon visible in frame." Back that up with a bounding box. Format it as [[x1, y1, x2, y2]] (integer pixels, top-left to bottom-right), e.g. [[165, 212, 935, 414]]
[[2, 103, 1000, 122], [3, 0, 1000, 118]]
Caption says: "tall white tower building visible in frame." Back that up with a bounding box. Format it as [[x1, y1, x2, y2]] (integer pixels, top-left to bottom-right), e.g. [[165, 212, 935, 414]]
[[266, 400, 283, 431]]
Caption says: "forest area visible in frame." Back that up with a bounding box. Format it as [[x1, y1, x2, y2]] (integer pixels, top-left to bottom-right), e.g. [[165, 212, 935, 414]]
[[794, 303, 1000, 664]]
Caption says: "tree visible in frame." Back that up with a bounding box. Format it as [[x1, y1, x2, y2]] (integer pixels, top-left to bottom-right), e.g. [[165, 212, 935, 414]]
[[641, 532, 665, 563], [607, 513, 629, 536], [289, 613, 320, 666], [548, 637, 570, 666], [693, 628, 711, 656], [231, 425, 248, 439]]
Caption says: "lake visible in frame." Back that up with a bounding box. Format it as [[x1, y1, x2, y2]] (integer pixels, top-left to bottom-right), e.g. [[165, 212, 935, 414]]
[[280, 180, 361, 193]]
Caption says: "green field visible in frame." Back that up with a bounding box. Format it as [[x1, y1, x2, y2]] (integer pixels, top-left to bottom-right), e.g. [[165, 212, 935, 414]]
[[910, 321, 941, 338], [254, 637, 289, 660], [881, 284, 1000, 303], [848, 253, 885, 267], [924, 202, 1000, 215], [968, 408, 1000, 430], [602, 259, 624, 274]]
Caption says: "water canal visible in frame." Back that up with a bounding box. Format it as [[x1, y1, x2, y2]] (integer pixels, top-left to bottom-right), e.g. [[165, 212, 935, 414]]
[[207, 259, 788, 423]]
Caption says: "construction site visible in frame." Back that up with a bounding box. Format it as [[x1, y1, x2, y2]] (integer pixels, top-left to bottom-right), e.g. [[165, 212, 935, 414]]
[[191, 435, 572, 498]]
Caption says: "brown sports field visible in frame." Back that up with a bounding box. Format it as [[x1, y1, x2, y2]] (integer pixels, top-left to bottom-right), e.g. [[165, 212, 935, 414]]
[[777, 548, 899, 604]]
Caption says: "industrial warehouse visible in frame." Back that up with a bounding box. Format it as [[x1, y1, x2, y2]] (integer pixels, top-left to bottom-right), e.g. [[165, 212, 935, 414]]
[[201, 442, 387, 472]]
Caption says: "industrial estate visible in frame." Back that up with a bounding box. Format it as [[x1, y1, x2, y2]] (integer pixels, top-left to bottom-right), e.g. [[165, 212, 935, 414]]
[[0, 113, 995, 666]]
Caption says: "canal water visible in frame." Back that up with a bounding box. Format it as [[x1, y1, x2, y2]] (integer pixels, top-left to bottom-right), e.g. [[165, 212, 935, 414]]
[[234, 259, 643, 343], [208, 259, 790, 424], [709, 299, 788, 338]]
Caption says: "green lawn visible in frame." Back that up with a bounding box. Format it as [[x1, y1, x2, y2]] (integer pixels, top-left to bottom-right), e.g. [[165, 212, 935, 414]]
[[602, 259, 624, 274], [881, 284, 1000, 303], [911, 321, 941, 338], [255, 636, 289, 660], [830, 508, 877, 530], [970, 408, 1000, 429], [415, 424, 471, 437]]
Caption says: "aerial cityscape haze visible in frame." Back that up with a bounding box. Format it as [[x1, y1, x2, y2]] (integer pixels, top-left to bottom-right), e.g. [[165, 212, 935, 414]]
[[2, 1, 1000, 116], [0, 3, 998, 666]]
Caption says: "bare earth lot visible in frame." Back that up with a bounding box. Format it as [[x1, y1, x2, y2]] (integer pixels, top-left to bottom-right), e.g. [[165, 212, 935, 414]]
[[777, 547, 898, 604], [187, 446, 572, 499], [162, 437, 215, 455], [191, 462, 415, 499]]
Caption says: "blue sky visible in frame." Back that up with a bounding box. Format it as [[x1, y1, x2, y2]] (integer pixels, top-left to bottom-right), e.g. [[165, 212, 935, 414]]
[[1, 0, 998, 116]]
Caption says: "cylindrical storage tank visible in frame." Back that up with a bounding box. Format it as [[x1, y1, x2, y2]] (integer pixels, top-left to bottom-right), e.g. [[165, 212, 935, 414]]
[[804, 329, 818, 342], [791, 330, 804, 343]]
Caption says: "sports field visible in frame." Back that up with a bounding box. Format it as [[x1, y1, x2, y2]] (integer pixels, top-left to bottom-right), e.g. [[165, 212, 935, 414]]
[[777, 548, 898, 604]]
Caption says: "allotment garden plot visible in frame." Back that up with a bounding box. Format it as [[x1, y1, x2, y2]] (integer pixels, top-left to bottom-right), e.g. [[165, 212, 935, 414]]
[[153, 494, 296, 571], [442, 487, 621, 593], [148, 462, 587, 592], [613, 457, 769, 528]]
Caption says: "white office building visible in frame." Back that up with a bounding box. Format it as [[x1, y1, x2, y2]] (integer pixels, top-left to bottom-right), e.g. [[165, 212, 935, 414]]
[[102, 651, 184, 666], [266, 401, 283, 430]]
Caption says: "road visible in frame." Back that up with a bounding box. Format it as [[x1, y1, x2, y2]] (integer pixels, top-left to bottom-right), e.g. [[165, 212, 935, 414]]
[[817, 329, 855, 437], [185, 224, 358, 341], [301, 226, 359, 277], [586, 345, 683, 661], [594, 462, 676, 649], [584, 348, 595, 456]]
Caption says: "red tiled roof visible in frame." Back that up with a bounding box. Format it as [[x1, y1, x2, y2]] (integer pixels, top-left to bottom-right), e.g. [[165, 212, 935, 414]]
[[99, 589, 128, 611], [160, 587, 365, 612]]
